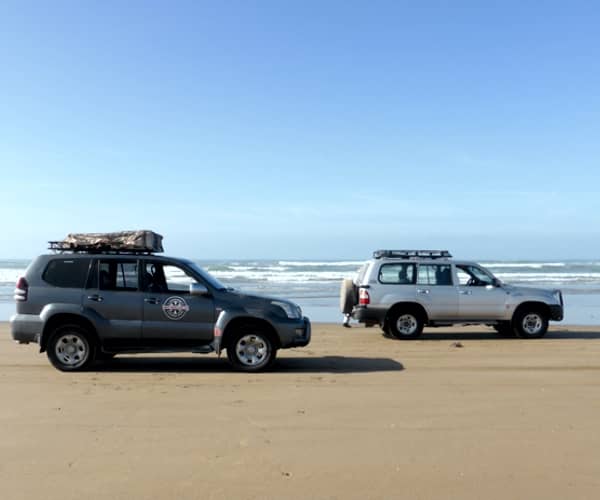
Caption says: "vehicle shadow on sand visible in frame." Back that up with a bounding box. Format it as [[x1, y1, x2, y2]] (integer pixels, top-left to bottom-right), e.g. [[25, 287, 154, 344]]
[[396, 329, 600, 341], [93, 356, 404, 374]]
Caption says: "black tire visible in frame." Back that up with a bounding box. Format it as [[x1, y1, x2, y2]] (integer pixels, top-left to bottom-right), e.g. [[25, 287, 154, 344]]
[[340, 279, 357, 315], [513, 308, 549, 339], [47, 324, 95, 371], [226, 325, 277, 372], [493, 322, 516, 337], [387, 309, 424, 339]]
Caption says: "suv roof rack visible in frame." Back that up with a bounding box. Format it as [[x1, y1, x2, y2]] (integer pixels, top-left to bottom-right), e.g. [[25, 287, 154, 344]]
[[373, 249, 452, 260], [48, 230, 164, 255]]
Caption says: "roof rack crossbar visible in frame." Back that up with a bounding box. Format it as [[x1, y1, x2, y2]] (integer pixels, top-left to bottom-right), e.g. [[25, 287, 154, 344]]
[[373, 249, 452, 259]]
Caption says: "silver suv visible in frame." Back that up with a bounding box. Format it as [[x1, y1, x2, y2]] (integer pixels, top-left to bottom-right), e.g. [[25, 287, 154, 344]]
[[340, 250, 564, 339], [11, 235, 311, 372]]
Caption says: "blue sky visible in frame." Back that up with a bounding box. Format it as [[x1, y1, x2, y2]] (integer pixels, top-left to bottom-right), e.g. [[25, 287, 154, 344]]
[[0, 1, 599, 260]]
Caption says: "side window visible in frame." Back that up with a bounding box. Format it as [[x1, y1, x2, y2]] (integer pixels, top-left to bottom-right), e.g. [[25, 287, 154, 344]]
[[378, 263, 416, 284], [417, 264, 453, 286], [142, 262, 196, 293], [43, 259, 91, 288], [456, 267, 471, 285], [98, 260, 138, 291], [456, 265, 494, 286]]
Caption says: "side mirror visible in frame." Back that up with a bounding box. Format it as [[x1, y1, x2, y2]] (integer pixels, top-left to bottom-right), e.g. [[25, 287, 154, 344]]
[[492, 278, 502, 288], [190, 283, 210, 296]]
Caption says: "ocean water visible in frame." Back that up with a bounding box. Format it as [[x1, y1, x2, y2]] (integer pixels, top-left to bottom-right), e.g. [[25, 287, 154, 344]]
[[2, 259, 600, 325]]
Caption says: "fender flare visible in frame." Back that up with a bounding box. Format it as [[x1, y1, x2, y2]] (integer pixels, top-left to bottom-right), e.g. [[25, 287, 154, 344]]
[[39, 304, 106, 352], [213, 309, 279, 355]]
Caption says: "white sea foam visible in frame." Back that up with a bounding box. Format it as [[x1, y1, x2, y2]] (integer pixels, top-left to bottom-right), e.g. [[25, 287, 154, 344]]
[[482, 262, 567, 268], [278, 261, 364, 267], [0, 268, 26, 284]]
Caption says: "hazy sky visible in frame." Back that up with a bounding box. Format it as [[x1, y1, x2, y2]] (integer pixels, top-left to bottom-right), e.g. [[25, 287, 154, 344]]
[[1, 1, 599, 260]]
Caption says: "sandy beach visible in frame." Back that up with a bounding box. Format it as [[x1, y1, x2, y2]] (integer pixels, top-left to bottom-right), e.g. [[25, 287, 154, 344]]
[[1, 322, 599, 499]]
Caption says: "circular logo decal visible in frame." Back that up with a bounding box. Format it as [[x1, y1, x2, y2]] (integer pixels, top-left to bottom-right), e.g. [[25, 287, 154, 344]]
[[162, 296, 190, 321]]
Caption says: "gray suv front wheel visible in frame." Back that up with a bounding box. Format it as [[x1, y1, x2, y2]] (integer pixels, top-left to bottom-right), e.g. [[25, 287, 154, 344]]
[[226, 327, 277, 372]]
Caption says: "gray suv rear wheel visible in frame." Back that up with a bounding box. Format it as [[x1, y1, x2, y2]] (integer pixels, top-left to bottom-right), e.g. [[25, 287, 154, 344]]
[[47, 324, 95, 371]]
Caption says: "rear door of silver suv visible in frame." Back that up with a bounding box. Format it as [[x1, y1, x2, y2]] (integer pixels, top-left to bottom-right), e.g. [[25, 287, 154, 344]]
[[415, 262, 458, 320]]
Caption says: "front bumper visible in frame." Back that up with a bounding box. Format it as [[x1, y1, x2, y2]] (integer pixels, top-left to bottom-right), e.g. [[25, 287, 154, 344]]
[[549, 305, 564, 321], [10, 314, 42, 344], [286, 316, 311, 347]]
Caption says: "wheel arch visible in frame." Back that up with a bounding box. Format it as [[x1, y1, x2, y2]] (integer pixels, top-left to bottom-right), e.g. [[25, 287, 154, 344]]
[[384, 302, 429, 329], [220, 316, 281, 352], [512, 301, 551, 323], [41, 313, 99, 353]]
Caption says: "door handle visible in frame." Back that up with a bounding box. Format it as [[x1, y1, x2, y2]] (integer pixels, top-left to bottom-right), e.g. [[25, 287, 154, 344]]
[[417, 289, 430, 294], [459, 290, 472, 295], [144, 298, 160, 305], [87, 294, 104, 302]]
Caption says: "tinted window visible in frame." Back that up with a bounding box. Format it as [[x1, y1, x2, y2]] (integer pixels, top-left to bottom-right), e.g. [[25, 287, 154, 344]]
[[142, 262, 196, 293], [417, 264, 453, 286], [43, 259, 91, 288], [99, 260, 138, 291], [379, 263, 416, 284]]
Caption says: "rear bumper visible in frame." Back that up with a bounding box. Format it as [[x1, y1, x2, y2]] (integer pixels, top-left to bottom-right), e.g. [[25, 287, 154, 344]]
[[549, 305, 564, 321], [9, 314, 42, 344], [351, 306, 386, 324]]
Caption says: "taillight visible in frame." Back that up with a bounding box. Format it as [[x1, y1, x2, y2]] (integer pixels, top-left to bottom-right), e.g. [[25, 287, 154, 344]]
[[14, 277, 28, 302], [359, 288, 370, 305]]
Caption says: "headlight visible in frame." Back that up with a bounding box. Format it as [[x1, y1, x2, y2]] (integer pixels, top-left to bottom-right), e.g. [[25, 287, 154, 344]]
[[271, 300, 302, 319]]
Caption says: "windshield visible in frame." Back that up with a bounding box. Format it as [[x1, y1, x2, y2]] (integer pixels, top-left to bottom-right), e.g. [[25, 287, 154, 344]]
[[184, 261, 227, 291]]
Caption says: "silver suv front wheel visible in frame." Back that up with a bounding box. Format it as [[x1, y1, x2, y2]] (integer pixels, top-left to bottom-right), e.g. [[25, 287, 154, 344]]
[[514, 309, 549, 338]]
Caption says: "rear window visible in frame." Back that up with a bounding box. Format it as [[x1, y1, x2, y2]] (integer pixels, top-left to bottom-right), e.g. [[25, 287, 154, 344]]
[[378, 263, 417, 284], [43, 259, 91, 288]]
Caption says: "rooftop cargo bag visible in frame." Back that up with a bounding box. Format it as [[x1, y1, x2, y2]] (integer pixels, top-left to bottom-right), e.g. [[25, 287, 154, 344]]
[[52, 230, 164, 253]]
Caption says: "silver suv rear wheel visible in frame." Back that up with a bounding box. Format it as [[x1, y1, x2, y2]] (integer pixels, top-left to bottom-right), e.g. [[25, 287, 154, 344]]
[[387, 310, 424, 339]]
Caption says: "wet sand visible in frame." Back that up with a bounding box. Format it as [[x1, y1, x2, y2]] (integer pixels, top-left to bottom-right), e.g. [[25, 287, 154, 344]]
[[1, 322, 599, 499]]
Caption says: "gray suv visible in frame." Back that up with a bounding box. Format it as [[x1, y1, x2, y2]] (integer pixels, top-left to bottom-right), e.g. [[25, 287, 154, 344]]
[[341, 250, 564, 339], [11, 252, 311, 371]]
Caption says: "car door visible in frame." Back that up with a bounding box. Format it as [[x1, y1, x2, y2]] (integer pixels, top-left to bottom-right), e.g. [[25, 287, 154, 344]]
[[140, 260, 216, 347], [455, 265, 508, 319], [415, 263, 458, 320], [83, 258, 143, 347]]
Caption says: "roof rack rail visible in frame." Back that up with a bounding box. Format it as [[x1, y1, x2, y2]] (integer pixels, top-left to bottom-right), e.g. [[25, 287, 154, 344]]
[[373, 249, 452, 259]]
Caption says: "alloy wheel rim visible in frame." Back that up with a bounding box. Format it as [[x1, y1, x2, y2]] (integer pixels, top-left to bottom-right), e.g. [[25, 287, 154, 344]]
[[396, 314, 418, 335], [54, 334, 89, 367], [522, 314, 543, 335], [235, 334, 269, 366]]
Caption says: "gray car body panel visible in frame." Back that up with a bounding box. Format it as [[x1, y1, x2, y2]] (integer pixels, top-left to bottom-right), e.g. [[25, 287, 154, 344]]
[[11, 253, 311, 354]]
